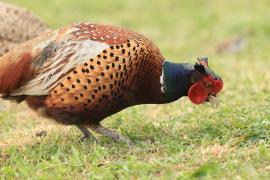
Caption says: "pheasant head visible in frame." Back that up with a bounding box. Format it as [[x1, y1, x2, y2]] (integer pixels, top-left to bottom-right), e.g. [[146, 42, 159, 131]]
[[161, 57, 223, 105], [188, 57, 223, 105]]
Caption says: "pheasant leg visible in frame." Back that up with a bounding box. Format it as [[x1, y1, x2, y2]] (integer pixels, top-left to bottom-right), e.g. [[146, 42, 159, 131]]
[[76, 125, 98, 143], [90, 124, 132, 146]]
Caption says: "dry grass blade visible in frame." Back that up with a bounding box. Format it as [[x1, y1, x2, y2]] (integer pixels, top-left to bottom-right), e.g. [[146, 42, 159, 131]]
[[208, 95, 220, 108]]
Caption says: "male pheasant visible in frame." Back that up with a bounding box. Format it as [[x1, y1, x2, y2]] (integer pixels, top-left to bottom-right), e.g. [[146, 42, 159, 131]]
[[0, 23, 223, 144], [0, 2, 49, 56]]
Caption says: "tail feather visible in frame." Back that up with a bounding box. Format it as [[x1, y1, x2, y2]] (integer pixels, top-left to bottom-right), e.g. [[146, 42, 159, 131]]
[[0, 52, 32, 94]]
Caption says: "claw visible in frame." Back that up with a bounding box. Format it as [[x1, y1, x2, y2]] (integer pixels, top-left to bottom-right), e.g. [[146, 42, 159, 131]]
[[79, 134, 98, 143]]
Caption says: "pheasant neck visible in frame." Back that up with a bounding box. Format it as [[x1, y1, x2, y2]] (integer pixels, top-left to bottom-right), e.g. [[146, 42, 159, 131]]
[[161, 61, 193, 102]]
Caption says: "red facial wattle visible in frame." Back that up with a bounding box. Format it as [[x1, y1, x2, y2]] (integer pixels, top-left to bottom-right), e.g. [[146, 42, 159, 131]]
[[188, 76, 223, 105]]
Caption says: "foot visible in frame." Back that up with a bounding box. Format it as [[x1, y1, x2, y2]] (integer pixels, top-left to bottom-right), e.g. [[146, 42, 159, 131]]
[[76, 125, 98, 143], [90, 124, 133, 146]]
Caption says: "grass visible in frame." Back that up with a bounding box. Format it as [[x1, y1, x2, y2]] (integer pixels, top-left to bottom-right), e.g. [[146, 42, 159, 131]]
[[0, 0, 270, 179]]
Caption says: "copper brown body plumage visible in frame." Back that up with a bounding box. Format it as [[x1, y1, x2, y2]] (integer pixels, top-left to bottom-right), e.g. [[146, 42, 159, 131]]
[[0, 23, 166, 143], [0, 22, 224, 144], [0, 2, 49, 56]]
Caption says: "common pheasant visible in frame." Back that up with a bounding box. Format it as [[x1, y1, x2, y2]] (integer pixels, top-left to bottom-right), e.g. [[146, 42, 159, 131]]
[[0, 2, 49, 56], [0, 23, 223, 144]]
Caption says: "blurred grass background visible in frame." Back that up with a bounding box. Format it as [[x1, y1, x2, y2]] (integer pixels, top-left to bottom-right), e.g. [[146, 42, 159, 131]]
[[0, 0, 270, 179]]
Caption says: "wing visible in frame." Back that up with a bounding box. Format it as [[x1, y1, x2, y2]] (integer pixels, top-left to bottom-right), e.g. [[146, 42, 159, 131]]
[[7, 25, 109, 96]]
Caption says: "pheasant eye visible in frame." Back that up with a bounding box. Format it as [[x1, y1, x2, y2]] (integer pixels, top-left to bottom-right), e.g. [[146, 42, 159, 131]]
[[204, 81, 213, 88]]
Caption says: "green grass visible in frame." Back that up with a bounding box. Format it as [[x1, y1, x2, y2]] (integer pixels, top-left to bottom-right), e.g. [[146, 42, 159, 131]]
[[0, 0, 270, 179]]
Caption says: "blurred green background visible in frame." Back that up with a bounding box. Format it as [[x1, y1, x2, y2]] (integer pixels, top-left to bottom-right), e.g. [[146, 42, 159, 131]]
[[0, 0, 270, 179]]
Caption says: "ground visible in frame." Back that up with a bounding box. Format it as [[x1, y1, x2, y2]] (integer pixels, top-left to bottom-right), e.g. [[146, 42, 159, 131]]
[[0, 0, 270, 179]]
